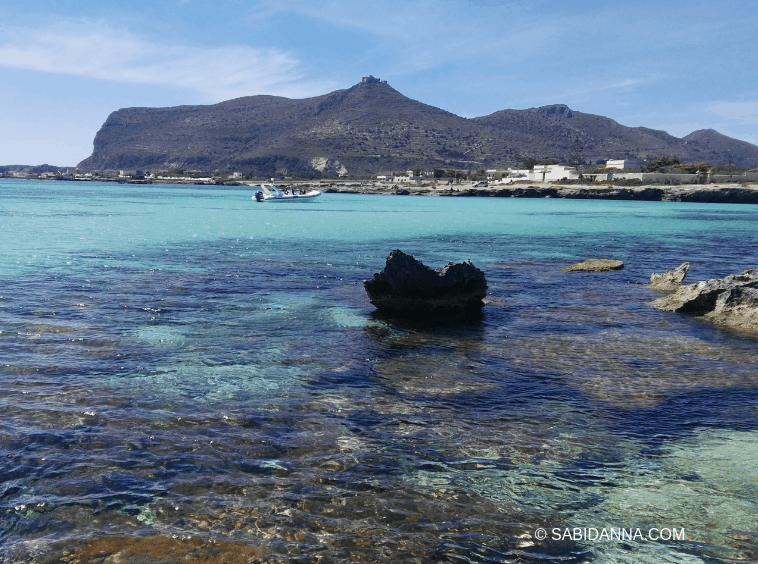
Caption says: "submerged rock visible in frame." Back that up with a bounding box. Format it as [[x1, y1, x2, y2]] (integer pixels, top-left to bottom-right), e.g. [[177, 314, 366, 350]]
[[45, 536, 267, 563], [653, 268, 758, 332], [650, 262, 690, 290], [364, 249, 487, 320], [560, 259, 624, 272]]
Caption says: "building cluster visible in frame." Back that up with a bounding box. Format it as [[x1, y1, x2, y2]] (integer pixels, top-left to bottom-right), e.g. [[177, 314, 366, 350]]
[[374, 159, 758, 186], [485, 160, 637, 183], [1, 168, 86, 180], [485, 164, 583, 183], [376, 164, 592, 185], [376, 170, 434, 185]]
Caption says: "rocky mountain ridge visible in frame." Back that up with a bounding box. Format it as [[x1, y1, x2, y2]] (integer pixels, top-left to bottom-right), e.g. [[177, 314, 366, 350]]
[[77, 79, 758, 177]]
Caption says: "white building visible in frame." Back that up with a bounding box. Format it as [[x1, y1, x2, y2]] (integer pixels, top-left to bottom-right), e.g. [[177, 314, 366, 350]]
[[485, 165, 581, 183], [529, 165, 581, 182], [486, 168, 532, 183], [507, 169, 531, 182], [486, 169, 508, 181], [606, 160, 627, 170], [392, 171, 424, 185]]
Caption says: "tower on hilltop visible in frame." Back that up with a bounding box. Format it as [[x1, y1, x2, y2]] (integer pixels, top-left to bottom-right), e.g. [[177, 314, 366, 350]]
[[361, 75, 388, 85]]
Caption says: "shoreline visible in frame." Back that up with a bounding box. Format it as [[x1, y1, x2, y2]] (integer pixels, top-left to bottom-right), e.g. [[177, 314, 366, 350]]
[[4, 176, 758, 204], [321, 182, 758, 204]]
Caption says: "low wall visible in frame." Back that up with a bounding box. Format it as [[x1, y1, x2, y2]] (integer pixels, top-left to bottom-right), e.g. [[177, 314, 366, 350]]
[[586, 172, 700, 184], [587, 171, 758, 184], [712, 171, 758, 183]]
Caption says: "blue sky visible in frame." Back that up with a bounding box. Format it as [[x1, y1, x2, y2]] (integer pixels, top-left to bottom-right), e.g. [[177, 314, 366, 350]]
[[1, 0, 756, 166]]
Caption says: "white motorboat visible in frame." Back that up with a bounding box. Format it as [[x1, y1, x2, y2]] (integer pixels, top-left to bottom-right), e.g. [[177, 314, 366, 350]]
[[253, 184, 322, 202]]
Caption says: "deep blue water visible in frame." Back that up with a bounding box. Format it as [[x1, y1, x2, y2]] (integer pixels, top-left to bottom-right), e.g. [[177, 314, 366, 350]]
[[1, 179, 758, 562]]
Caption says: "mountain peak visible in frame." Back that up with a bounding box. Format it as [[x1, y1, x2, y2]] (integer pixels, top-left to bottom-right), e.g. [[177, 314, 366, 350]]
[[532, 104, 574, 118], [313, 77, 404, 116], [683, 128, 724, 141]]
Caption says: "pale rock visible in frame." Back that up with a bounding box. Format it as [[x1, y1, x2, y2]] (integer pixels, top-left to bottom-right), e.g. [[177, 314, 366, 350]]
[[650, 262, 690, 290]]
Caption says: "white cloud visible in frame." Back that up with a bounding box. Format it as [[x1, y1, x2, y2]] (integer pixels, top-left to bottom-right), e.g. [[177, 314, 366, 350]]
[[0, 21, 334, 100], [706, 102, 758, 125]]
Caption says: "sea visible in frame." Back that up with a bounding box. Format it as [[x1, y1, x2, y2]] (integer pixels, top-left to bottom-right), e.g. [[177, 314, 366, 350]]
[[1, 178, 757, 563]]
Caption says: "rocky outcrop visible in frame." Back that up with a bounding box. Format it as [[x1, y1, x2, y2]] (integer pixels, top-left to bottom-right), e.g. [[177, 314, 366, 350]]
[[650, 262, 690, 290], [364, 250, 487, 320], [311, 157, 347, 176], [560, 259, 624, 272], [653, 268, 758, 332]]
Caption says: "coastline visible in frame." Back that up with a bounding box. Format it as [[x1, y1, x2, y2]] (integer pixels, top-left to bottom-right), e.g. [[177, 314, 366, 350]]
[[321, 182, 758, 204], [4, 176, 758, 204]]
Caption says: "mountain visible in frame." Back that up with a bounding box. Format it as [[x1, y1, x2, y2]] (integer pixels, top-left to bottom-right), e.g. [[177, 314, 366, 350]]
[[77, 78, 758, 176], [681, 129, 758, 166]]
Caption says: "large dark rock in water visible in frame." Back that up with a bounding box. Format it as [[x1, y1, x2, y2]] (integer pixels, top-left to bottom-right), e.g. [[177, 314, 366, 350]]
[[364, 250, 487, 320], [653, 268, 758, 332]]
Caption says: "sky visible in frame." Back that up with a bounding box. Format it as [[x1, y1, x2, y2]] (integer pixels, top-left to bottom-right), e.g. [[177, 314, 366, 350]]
[[1, 0, 756, 166]]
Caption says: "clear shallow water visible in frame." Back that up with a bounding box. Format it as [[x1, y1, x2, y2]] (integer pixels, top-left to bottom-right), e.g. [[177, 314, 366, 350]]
[[1, 179, 758, 562]]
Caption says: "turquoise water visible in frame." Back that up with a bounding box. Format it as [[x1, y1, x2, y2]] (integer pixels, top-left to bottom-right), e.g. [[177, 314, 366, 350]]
[[1, 179, 758, 562]]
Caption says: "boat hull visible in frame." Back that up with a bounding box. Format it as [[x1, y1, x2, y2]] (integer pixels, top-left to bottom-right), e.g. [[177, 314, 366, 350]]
[[260, 193, 321, 202]]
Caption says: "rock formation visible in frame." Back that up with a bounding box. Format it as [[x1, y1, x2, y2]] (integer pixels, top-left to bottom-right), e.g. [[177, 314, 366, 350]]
[[653, 268, 758, 332], [560, 259, 625, 272], [650, 262, 690, 290], [364, 250, 487, 320]]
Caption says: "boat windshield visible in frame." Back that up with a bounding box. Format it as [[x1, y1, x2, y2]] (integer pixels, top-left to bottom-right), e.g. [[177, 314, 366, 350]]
[[260, 184, 284, 197]]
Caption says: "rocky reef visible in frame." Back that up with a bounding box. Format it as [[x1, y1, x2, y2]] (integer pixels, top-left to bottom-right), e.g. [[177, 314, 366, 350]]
[[653, 268, 758, 332], [364, 250, 487, 321], [560, 259, 625, 272]]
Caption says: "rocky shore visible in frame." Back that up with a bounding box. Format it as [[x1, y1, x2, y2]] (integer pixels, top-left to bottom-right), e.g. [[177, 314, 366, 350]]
[[321, 182, 758, 204], [653, 268, 758, 332]]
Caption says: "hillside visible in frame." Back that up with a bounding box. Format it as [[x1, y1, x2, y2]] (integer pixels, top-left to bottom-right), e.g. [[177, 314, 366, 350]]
[[77, 78, 758, 176]]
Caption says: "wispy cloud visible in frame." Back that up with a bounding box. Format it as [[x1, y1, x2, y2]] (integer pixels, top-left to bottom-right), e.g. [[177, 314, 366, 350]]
[[243, 0, 750, 91], [0, 21, 335, 100], [706, 102, 758, 125], [245, 0, 553, 75], [549, 76, 664, 105]]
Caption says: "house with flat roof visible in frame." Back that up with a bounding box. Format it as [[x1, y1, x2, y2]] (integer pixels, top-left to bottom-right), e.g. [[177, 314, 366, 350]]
[[486, 169, 509, 181], [391, 171, 424, 185], [486, 168, 533, 183], [529, 165, 581, 182]]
